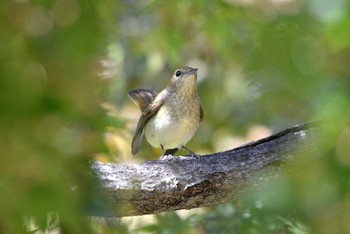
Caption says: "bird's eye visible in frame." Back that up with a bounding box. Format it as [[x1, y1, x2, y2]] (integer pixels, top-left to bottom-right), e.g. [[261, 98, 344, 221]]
[[175, 70, 182, 77]]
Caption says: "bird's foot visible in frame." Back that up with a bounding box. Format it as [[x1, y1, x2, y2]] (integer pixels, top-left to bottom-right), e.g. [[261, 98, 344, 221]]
[[182, 146, 201, 159], [160, 154, 176, 160], [187, 153, 201, 159]]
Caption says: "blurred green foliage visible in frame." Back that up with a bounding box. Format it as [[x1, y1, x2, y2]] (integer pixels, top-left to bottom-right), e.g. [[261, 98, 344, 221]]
[[1, 0, 350, 233], [0, 0, 108, 232]]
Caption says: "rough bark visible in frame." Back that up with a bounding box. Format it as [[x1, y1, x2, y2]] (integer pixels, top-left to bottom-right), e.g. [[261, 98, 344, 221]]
[[90, 121, 321, 217]]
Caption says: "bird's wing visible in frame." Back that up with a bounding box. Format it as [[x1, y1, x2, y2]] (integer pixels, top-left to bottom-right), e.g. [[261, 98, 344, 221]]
[[131, 92, 165, 154], [128, 89, 158, 112], [199, 103, 204, 123]]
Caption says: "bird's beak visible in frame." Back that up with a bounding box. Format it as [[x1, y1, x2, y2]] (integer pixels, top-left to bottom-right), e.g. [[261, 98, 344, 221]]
[[187, 68, 198, 75]]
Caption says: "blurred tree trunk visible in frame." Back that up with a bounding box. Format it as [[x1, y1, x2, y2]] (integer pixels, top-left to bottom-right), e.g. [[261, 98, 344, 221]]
[[90, 121, 321, 217]]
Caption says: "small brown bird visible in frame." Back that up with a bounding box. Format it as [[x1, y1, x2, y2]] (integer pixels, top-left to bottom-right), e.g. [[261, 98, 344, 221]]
[[128, 67, 203, 156]]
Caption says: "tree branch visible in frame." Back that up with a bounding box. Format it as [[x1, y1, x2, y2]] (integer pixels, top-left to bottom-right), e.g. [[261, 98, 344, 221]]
[[90, 121, 321, 217]]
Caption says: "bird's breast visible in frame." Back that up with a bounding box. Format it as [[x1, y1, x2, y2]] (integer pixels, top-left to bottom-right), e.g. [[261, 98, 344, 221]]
[[144, 93, 200, 149]]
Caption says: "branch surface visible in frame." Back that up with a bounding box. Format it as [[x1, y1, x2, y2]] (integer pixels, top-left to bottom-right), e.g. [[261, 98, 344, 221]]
[[90, 121, 321, 217]]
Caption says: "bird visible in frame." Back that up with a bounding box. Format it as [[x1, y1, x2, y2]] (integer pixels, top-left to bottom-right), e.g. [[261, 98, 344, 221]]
[[128, 66, 203, 157]]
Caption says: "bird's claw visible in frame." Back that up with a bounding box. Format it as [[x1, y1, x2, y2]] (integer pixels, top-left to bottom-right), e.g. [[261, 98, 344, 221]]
[[160, 154, 175, 160]]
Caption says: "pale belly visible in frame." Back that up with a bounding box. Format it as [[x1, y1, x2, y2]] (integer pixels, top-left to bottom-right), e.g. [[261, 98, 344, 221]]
[[144, 104, 199, 149]]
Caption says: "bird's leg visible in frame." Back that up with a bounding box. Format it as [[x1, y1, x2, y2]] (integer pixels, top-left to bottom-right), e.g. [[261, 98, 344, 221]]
[[161, 145, 165, 156], [182, 146, 200, 158]]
